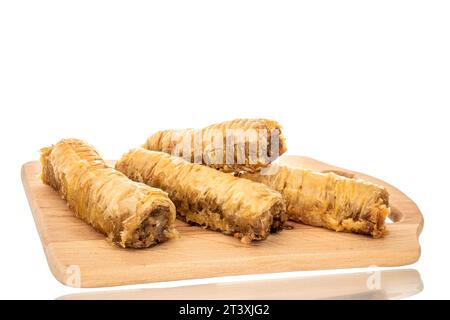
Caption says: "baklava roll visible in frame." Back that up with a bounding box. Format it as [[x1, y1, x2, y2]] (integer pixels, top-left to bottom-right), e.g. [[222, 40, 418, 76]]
[[142, 118, 287, 173], [240, 165, 390, 237], [40, 139, 177, 248], [115, 148, 287, 243]]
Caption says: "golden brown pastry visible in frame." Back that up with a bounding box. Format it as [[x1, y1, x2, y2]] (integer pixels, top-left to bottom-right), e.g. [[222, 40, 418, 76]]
[[40, 139, 177, 248], [240, 165, 390, 237], [115, 148, 287, 243], [142, 118, 287, 173]]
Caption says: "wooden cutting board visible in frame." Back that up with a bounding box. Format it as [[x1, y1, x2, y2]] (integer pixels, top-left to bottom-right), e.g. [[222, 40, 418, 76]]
[[21, 156, 423, 288]]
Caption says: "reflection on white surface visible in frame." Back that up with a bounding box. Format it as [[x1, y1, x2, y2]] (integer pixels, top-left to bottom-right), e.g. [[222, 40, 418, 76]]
[[59, 269, 422, 300]]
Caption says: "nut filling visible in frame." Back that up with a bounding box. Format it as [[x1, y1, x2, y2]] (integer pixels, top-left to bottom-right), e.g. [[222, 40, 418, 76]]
[[125, 207, 172, 248]]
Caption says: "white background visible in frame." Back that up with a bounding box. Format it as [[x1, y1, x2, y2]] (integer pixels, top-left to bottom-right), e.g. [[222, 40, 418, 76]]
[[1, 1, 449, 299]]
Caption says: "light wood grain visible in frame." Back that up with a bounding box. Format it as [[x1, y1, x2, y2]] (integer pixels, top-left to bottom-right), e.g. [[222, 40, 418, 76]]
[[21, 156, 423, 288]]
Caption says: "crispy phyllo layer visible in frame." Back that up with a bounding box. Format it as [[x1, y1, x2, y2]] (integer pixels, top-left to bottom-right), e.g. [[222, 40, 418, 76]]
[[240, 165, 390, 237], [115, 148, 287, 243], [40, 139, 177, 248], [142, 118, 287, 173]]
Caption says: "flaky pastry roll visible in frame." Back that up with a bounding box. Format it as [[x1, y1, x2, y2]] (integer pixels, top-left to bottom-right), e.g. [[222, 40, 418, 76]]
[[40, 139, 177, 248], [240, 165, 390, 237], [116, 148, 287, 243], [142, 118, 287, 173]]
